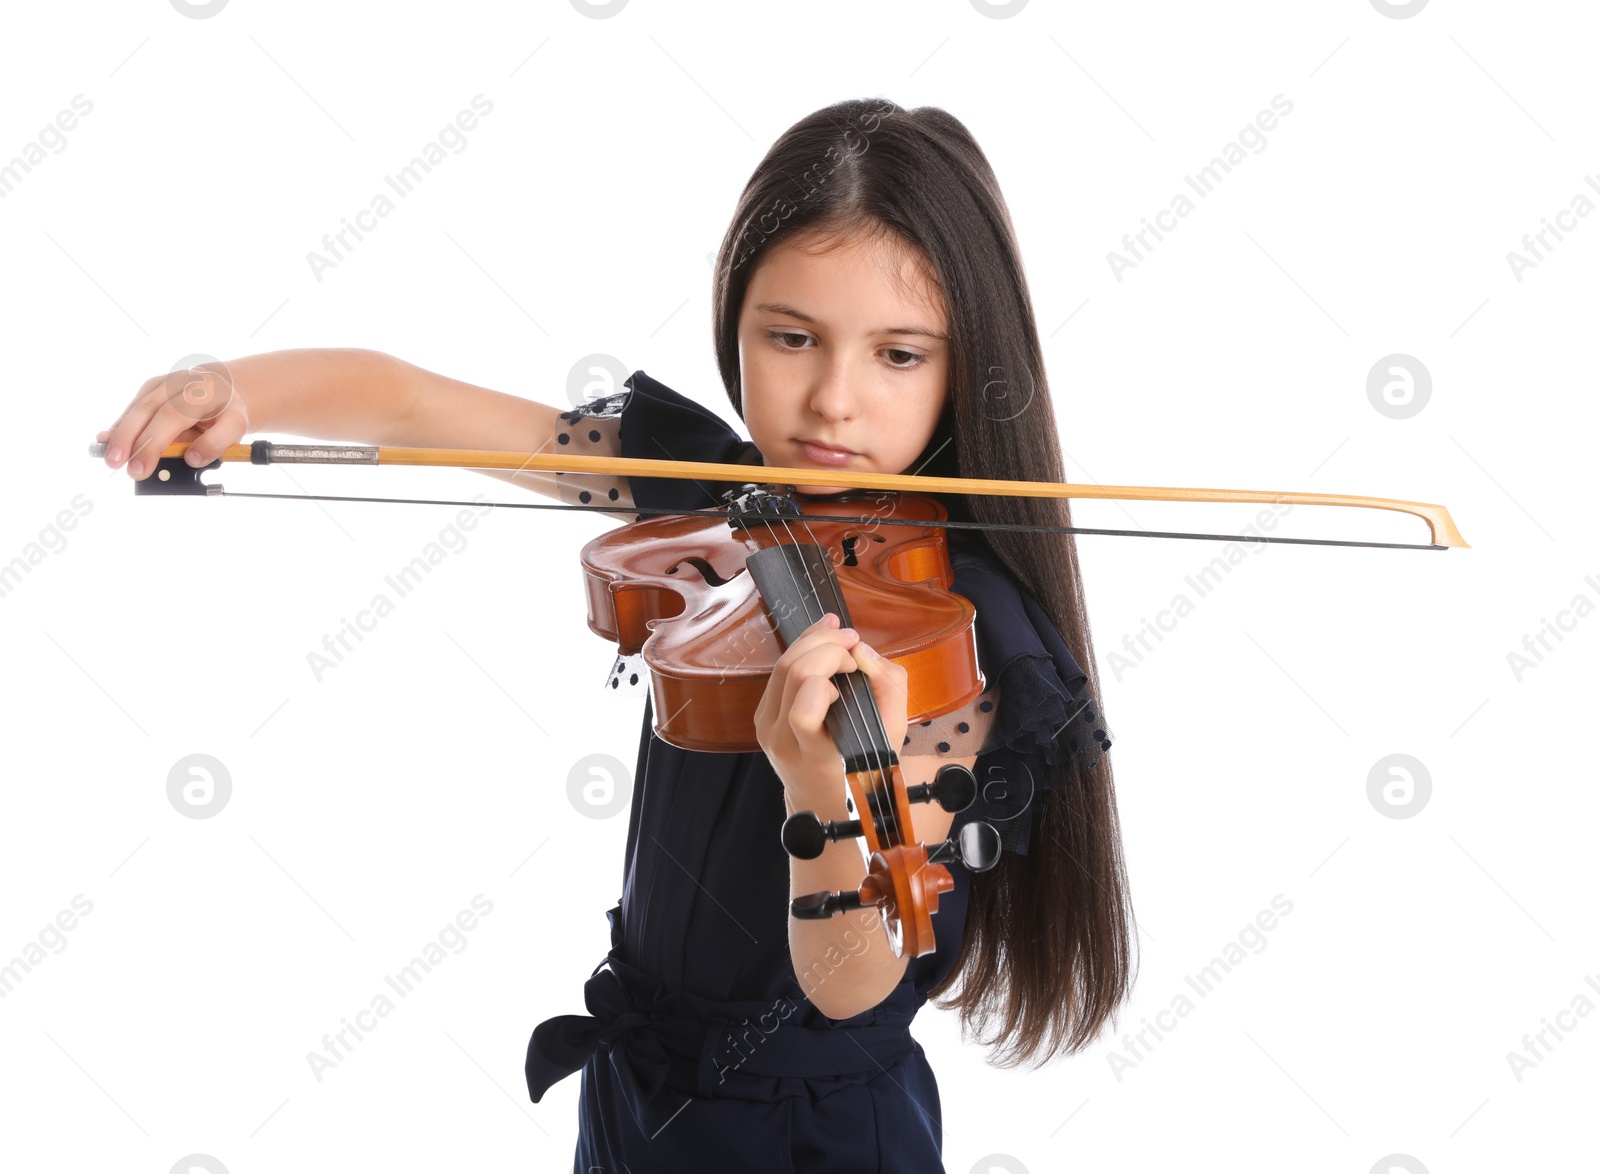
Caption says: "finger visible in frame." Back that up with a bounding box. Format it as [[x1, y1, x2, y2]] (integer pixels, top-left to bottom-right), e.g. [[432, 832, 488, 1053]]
[[775, 640, 861, 727], [124, 409, 186, 480], [182, 403, 249, 467], [787, 674, 843, 751], [781, 612, 843, 651], [101, 377, 166, 469], [857, 649, 908, 732], [816, 638, 909, 755], [759, 618, 824, 720], [790, 640, 859, 687], [849, 638, 881, 670], [773, 612, 861, 674], [763, 615, 867, 743], [125, 396, 217, 480], [849, 639, 905, 681], [124, 366, 240, 479]]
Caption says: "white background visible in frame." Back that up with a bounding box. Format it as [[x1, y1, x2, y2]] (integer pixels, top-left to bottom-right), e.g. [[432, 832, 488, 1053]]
[[1, 2, 1595, 1172]]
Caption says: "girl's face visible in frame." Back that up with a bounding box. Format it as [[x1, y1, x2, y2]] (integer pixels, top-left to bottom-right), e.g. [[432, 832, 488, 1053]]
[[736, 229, 950, 496]]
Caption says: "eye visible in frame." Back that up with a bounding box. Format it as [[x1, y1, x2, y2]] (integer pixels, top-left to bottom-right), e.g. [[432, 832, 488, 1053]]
[[767, 330, 811, 351], [884, 348, 925, 370]]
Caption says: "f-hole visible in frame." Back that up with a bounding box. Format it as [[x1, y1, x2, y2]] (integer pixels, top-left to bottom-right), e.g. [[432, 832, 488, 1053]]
[[839, 533, 886, 567], [666, 556, 741, 587]]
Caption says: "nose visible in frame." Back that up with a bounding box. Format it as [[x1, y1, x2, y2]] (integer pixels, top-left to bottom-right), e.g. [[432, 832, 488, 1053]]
[[806, 354, 858, 422]]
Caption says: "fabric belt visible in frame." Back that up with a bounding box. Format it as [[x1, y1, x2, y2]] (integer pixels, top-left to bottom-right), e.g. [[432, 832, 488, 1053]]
[[525, 910, 920, 1137]]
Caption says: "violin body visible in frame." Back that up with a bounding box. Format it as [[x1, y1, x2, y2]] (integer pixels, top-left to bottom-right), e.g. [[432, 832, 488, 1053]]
[[579, 488, 985, 753]]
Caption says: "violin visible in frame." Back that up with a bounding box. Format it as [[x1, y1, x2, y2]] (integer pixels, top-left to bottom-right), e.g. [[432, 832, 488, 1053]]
[[581, 479, 1004, 959], [88, 437, 1470, 961]]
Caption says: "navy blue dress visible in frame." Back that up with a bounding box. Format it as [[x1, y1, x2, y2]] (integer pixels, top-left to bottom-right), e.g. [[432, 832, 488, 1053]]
[[525, 372, 1111, 1173]]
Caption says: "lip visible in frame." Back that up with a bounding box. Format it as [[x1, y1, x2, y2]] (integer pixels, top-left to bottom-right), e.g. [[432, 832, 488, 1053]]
[[797, 438, 857, 455], [796, 439, 858, 467]]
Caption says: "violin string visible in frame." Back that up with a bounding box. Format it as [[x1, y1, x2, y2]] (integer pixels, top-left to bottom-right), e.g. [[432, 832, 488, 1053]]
[[782, 504, 904, 853], [739, 505, 899, 855], [762, 506, 885, 854], [747, 499, 901, 852], [770, 501, 905, 851], [727, 514, 872, 842]]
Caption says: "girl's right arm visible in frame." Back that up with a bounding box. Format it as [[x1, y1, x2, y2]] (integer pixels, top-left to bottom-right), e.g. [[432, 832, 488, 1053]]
[[99, 348, 629, 512]]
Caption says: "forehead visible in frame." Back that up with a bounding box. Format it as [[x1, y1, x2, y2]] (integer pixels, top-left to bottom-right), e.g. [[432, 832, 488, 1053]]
[[743, 230, 946, 326]]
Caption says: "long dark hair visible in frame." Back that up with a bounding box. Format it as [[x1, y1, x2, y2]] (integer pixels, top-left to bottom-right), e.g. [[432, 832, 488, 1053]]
[[710, 98, 1136, 1065]]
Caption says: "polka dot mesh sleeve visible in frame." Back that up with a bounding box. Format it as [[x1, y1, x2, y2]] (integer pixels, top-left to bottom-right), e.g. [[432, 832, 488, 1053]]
[[552, 390, 635, 511], [899, 678, 1003, 758]]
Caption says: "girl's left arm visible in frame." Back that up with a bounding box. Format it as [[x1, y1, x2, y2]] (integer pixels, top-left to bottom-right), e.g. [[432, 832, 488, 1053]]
[[754, 612, 974, 1020], [782, 753, 972, 1019]]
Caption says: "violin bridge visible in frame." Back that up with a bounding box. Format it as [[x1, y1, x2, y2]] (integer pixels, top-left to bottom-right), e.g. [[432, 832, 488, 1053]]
[[721, 483, 803, 527]]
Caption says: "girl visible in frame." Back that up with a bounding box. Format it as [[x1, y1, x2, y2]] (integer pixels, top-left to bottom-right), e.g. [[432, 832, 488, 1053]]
[[99, 98, 1134, 1172]]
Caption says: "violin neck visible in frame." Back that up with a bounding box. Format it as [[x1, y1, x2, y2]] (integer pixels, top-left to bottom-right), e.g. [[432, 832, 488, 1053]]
[[744, 541, 896, 774]]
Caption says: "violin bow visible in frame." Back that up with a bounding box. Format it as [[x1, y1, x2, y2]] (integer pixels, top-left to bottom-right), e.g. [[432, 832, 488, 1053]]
[[86, 439, 1469, 550]]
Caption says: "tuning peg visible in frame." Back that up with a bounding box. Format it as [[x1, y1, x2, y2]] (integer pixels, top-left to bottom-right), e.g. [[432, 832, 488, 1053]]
[[780, 811, 863, 860], [790, 889, 865, 920], [928, 820, 1001, 873], [905, 763, 977, 813]]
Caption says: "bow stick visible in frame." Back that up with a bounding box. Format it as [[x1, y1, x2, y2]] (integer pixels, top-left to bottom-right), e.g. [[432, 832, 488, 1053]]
[[87, 439, 1469, 551]]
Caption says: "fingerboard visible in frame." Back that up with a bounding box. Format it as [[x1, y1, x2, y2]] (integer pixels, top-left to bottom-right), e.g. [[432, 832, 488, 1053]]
[[744, 541, 898, 776]]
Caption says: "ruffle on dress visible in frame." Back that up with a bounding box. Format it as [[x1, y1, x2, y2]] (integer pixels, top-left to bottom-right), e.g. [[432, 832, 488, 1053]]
[[560, 371, 764, 514], [551, 389, 633, 509], [939, 536, 1113, 856]]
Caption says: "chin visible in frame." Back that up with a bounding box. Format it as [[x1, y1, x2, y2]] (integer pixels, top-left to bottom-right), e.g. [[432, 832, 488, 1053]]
[[787, 454, 862, 498]]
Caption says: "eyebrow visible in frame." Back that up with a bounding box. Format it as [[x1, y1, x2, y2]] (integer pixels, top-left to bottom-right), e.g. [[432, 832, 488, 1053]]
[[754, 301, 949, 341]]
